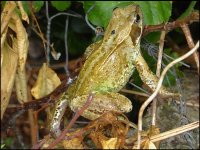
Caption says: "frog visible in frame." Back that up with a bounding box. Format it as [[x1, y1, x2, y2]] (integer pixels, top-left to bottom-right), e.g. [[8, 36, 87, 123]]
[[50, 4, 180, 137]]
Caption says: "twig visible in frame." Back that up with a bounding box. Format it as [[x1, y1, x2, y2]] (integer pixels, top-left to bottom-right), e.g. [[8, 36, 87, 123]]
[[28, 2, 47, 62], [120, 89, 149, 97], [142, 11, 199, 36], [64, 16, 70, 76], [85, 3, 97, 32], [47, 93, 94, 149], [45, 1, 82, 65], [181, 24, 199, 74], [175, 99, 199, 108], [128, 82, 150, 95], [131, 121, 199, 147], [150, 121, 199, 143], [152, 31, 166, 126], [32, 136, 49, 149], [136, 41, 199, 149], [27, 86, 38, 145]]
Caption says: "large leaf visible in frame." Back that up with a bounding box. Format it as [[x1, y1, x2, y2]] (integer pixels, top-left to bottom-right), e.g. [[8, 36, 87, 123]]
[[51, 1, 71, 11], [83, 1, 121, 28], [134, 1, 172, 25], [83, 1, 172, 28]]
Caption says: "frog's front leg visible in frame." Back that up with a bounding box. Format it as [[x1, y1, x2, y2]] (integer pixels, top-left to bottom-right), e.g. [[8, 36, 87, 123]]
[[50, 93, 68, 138], [133, 45, 180, 98], [69, 92, 132, 121]]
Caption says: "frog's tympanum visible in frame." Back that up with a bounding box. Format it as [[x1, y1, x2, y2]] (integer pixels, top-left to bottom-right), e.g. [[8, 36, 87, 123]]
[[50, 5, 180, 137]]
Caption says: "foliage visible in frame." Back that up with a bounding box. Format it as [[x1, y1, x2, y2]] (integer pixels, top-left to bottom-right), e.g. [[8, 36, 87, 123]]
[[51, 1, 71, 11], [21, 1, 44, 15], [1, 1, 198, 148], [83, 1, 172, 28]]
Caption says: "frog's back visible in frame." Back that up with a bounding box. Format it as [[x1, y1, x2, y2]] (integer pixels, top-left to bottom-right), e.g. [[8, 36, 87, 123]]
[[73, 36, 136, 96]]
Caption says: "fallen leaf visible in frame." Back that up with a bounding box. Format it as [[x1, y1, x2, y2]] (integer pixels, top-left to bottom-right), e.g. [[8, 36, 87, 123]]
[[1, 39, 18, 119], [11, 13, 29, 71], [142, 139, 157, 149], [31, 63, 61, 99], [101, 137, 118, 149]]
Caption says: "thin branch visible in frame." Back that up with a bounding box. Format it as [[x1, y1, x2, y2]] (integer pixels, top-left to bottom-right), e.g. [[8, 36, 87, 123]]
[[128, 82, 150, 95], [47, 93, 94, 149], [120, 89, 149, 97], [131, 121, 199, 147], [150, 121, 199, 143], [152, 31, 166, 126], [136, 41, 199, 149], [181, 24, 199, 74], [28, 2, 48, 62], [143, 11, 199, 36], [64, 16, 70, 76], [45, 1, 83, 65]]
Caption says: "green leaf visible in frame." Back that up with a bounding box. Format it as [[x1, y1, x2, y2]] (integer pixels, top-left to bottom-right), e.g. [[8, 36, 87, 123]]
[[178, 1, 196, 19], [134, 1, 172, 25], [22, 1, 44, 15], [144, 32, 161, 43], [83, 1, 121, 28], [83, 1, 172, 28], [51, 1, 71, 11]]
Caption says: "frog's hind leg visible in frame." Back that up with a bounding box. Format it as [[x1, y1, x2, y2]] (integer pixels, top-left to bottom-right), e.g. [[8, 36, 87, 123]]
[[70, 92, 132, 120], [133, 48, 180, 98], [50, 93, 68, 138]]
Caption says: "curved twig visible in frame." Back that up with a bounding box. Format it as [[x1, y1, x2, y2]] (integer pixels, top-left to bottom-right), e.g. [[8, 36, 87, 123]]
[[136, 41, 199, 149]]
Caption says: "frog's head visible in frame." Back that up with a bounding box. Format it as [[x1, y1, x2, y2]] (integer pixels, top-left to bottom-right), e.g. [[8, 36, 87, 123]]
[[103, 4, 143, 46]]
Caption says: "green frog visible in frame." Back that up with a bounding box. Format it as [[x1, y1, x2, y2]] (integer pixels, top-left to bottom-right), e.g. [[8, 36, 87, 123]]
[[50, 4, 179, 137]]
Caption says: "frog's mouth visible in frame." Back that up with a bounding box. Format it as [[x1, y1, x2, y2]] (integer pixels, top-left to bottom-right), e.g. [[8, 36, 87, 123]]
[[130, 24, 142, 46]]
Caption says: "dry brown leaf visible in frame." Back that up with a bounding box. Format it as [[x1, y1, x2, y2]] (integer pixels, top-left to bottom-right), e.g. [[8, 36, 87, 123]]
[[11, 13, 29, 71], [1, 1, 16, 35], [31, 63, 61, 130], [63, 130, 84, 149], [1, 39, 18, 119], [11, 13, 29, 103], [148, 125, 160, 148], [31, 63, 61, 99], [142, 139, 157, 149], [15, 67, 28, 103], [101, 137, 118, 149], [63, 137, 83, 149], [1, 27, 7, 49]]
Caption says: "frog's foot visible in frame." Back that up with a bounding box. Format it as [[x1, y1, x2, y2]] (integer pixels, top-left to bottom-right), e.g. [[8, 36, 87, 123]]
[[50, 93, 68, 138], [70, 92, 132, 120]]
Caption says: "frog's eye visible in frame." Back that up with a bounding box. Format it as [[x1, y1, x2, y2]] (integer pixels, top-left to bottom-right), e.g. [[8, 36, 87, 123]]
[[135, 14, 140, 23]]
